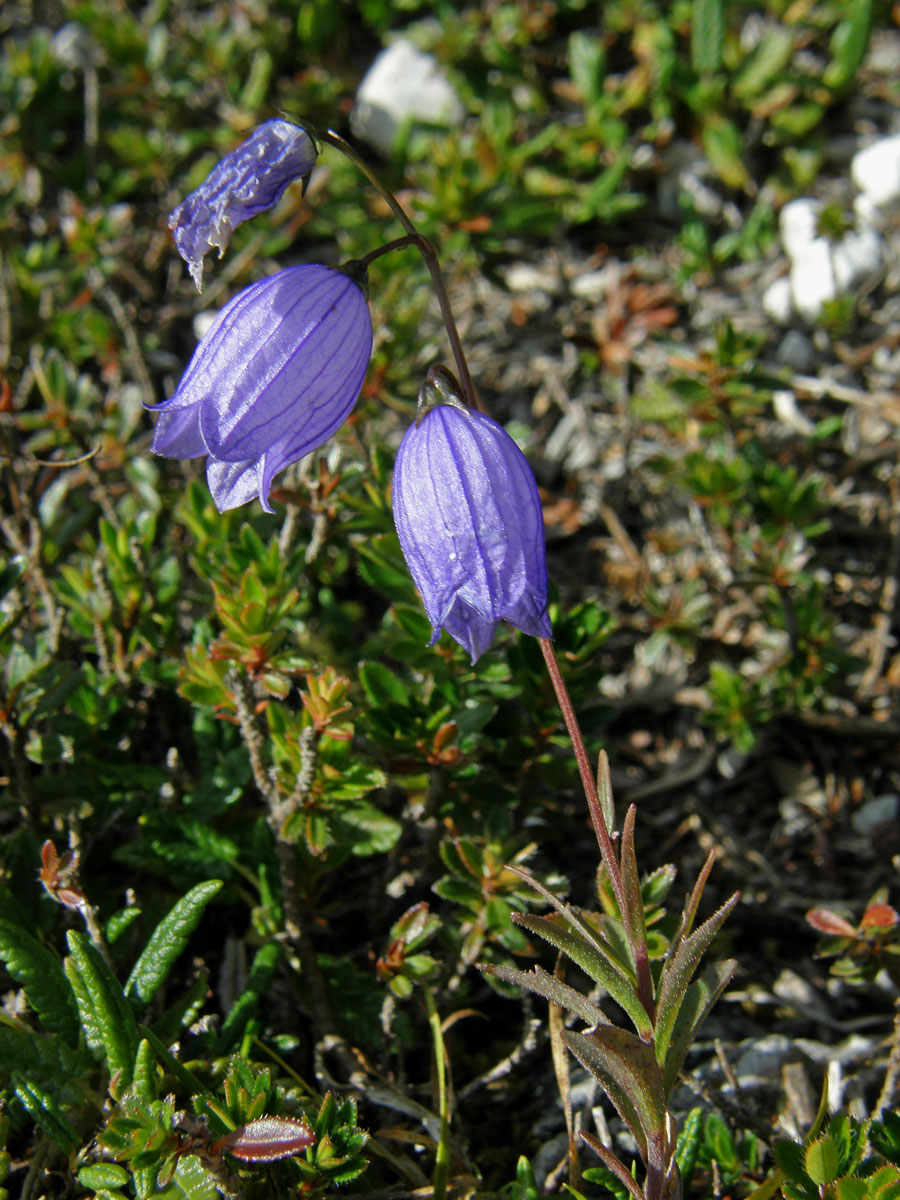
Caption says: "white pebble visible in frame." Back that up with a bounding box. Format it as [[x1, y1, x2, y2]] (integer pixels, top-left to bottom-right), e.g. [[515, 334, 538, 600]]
[[779, 198, 822, 261], [762, 277, 793, 325], [351, 39, 464, 156], [790, 240, 837, 322], [831, 228, 883, 289], [851, 135, 900, 209], [773, 389, 816, 435]]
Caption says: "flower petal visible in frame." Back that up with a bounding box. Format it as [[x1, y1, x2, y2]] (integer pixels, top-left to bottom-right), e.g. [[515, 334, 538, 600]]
[[151, 404, 207, 458], [392, 403, 550, 661], [164, 265, 370, 466], [206, 457, 265, 513], [169, 119, 317, 290]]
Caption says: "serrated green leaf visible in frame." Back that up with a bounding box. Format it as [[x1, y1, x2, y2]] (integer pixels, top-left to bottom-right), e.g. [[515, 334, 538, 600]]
[[805, 1136, 840, 1187], [509, 863, 639, 985], [775, 1139, 811, 1185], [481, 962, 607, 1028], [663, 959, 736, 1094], [564, 1028, 665, 1158], [0, 919, 79, 1043], [836, 1179, 869, 1200], [514, 912, 651, 1038], [125, 880, 222, 1011], [66, 931, 138, 1087], [654, 894, 738, 1070], [12, 1071, 79, 1154]]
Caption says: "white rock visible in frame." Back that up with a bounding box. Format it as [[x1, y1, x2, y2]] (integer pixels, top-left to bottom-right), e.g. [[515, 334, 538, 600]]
[[854, 191, 882, 231], [831, 228, 883, 289], [851, 135, 900, 209], [762, 276, 793, 325], [502, 263, 560, 294], [773, 389, 816, 435], [780, 197, 822, 261], [351, 39, 464, 155], [790, 239, 838, 322], [570, 268, 612, 300]]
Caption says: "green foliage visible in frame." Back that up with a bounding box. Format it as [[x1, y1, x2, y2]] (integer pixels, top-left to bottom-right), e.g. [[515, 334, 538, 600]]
[[774, 1112, 900, 1200], [482, 761, 737, 1199], [807, 891, 900, 988]]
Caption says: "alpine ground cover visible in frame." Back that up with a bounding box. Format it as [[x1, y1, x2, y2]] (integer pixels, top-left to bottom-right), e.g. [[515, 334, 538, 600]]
[[2, 2, 900, 1199]]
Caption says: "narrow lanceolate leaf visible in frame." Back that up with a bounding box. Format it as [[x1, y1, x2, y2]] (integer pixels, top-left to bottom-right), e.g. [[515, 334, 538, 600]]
[[565, 1027, 666, 1158], [691, 0, 724, 74], [619, 807, 650, 982], [0, 918, 79, 1044], [666, 852, 715, 965], [580, 1131, 643, 1200], [66, 931, 138, 1087], [125, 880, 223, 1011], [513, 913, 652, 1039], [509, 864, 637, 980], [654, 894, 739, 1071], [480, 962, 608, 1028], [12, 1072, 79, 1154], [663, 959, 736, 1095], [64, 954, 104, 1057], [675, 1107, 704, 1188], [132, 1038, 158, 1102]]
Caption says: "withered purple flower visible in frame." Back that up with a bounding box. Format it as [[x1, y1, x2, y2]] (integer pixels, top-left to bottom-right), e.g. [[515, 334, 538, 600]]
[[149, 263, 372, 513], [169, 118, 317, 290], [392, 391, 551, 662]]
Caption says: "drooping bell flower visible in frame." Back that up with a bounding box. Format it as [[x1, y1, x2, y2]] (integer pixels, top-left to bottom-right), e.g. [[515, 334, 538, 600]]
[[392, 368, 551, 662], [148, 263, 373, 513], [169, 118, 317, 289]]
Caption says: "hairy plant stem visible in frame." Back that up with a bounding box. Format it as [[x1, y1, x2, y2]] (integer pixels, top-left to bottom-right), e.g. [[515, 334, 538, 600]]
[[538, 639, 628, 915], [423, 985, 451, 1200], [321, 129, 482, 413]]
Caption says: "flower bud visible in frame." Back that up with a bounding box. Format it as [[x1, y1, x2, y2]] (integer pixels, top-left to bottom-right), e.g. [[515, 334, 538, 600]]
[[392, 384, 551, 662], [148, 263, 372, 512], [169, 119, 317, 290]]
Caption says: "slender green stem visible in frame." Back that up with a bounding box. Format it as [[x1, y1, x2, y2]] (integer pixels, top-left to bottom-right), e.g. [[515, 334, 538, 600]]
[[321, 129, 482, 413], [538, 638, 629, 920], [423, 985, 451, 1200]]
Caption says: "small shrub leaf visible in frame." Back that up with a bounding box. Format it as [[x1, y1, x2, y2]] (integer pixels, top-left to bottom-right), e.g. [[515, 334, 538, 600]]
[[0, 918, 80, 1044], [65, 931, 138, 1087], [125, 879, 223, 1010]]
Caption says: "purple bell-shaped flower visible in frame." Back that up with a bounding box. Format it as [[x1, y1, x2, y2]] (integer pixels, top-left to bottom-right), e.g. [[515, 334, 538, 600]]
[[392, 369, 551, 662], [169, 118, 317, 290], [149, 263, 373, 512]]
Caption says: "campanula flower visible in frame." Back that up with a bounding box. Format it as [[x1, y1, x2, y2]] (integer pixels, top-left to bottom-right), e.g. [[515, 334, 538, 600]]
[[149, 263, 373, 512], [392, 376, 551, 662], [169, 118, 317, 289]]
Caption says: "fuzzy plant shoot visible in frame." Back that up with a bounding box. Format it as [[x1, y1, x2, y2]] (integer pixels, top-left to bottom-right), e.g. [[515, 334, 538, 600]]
[[143, 116, 738, 1200]]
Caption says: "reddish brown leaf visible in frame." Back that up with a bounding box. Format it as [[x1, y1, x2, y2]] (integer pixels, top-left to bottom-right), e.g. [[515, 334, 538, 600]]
[[214, 1116, 315, 1162], [806, 908, 858, 938]]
